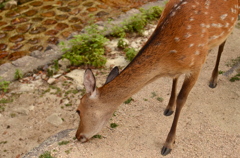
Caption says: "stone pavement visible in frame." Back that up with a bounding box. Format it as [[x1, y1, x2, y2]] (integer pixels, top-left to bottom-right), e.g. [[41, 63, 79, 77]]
[[0, 0, 158, 81]]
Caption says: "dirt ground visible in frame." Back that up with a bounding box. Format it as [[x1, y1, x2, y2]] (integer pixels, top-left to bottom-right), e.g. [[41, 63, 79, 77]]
[[0, 26, 240, 158]]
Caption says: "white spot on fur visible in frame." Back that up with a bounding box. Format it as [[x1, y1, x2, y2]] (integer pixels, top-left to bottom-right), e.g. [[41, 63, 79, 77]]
[[211, 23, 223, 28], [169, 50, 177, 53], [186, 25, 191, 30], [220, 14, 228, 20], [189, 43, 194, 47], [195, 50, 200, 55], [189, 17, 194, 21], [184, 33, 192, 38], [171, 11, 176, 17], [174, 37, 180, 42]]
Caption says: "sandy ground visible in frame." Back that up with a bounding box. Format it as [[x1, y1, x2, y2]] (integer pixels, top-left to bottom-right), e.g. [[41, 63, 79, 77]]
[[0, 26, 240, 158]]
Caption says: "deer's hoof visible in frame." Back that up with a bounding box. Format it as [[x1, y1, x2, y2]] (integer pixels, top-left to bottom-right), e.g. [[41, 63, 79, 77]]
[[164, 109, 174, 116], [161, 146, 172, 156], [209, 82, 217, 88]]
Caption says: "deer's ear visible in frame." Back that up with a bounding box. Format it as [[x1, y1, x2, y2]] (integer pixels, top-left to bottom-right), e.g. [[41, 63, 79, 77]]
[[105, 66, 119, 84], [84, 69, 96, 94]]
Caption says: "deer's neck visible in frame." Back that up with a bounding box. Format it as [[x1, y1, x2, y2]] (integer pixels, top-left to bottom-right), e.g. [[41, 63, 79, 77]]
[[99, 54, 164, 108]]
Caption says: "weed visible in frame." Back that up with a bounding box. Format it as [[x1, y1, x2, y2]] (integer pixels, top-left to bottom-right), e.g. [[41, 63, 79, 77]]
[[157, 97, 164, 102], [111, 6, 162, 37], [0, 141, 7, 144], [0, 105, 4, 112], [226, 56, 240, 67], [39, 151, 54, 158], [143, 98, 148, 101], [14, 69, 23, 80], [10, 113, 16, 118], [229, 73, 240, 82], [151, 92, 157, 98], [65, 149, 71, 154], [93, 134, 102, 139], [60, 24, 108, 67], [117, 38, 128, 49], [0, 98, 13, 104], [65, 103, 72, 107], [58, 140, 70, 146], [49, 85, 62, 96], [0, 80, 10, 93], [124, 48, 137, 61], [110, 123, 118, 128], [218, 70, 224, 74], [124, 97, 134, 104]]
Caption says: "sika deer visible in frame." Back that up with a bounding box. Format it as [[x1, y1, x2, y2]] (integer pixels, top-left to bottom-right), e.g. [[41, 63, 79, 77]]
[[76, 0, 239, 156]]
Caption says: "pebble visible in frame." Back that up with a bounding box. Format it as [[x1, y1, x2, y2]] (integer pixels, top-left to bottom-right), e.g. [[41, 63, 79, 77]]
[[47, 78, 56, 85], [46, 113, 63, 126]]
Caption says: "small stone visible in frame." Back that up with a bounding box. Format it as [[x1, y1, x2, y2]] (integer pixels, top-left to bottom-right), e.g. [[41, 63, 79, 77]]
[[27, 38, 39, 44], [16, 23, 32, 33], [69, 8, 81, 15], [0, 44, 7, 50], [46, 113, 63, 126], [31, 17, 43, 22], [87, 7, 98, 12], [10, 43, 24, 50], [55, 14, 69, 21], [68, 1, 80, 7], [55, 23, 69, 31], [66, 69, 85, 89], [29, 45, 43, 52], [57, 7, 71, 12], [45, 30, 59, 36], [96, 11, 109, 17], [0, 51, 8, 59], [13, 107, 29, 115], [41, 5, 54, 10], [5, 10, 20, 18], [0, 33, 7, 39], [9, 51, 28, 61], [61, 31, 72, 39], [30, 1, 43, 7], [97, 4, 108, 9], [11, 17, 28, 25], [29, 26, 46, 34], [9, 35, 25, 43], [68, 17, 81, 23], [41, 11, 55, 17], [47, 78, 56, 84], [42, 19, 57, 25], [71, 24, 82, 31], [47, 37, 59, 44], [24, 9, 38, 17], [83, 2, 93, 7], [2, 25, 15, 31], [0, 21, 7, 27]]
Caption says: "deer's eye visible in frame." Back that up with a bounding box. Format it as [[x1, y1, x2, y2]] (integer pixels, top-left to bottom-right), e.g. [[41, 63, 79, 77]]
[[76, 110, 80, 115]]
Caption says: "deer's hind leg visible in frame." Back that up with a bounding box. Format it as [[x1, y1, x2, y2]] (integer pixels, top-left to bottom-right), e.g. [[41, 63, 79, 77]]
[[161, 70, 200, 156], [164, 78, 178, 116], [209, 40, 226, 88]]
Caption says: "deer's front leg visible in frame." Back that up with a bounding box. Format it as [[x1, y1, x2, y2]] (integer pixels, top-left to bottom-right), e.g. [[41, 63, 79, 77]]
[[164, 78, 178, 116], [161, 71, 200, 156], [209, 40, 226, 88]]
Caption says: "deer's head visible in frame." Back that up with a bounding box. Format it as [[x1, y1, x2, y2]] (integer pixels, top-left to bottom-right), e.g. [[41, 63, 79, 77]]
[[75, 67, 119, 142]]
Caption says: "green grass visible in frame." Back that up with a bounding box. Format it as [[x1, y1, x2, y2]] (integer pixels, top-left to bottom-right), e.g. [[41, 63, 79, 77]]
[[230, 73, 240, 82], [60, 24, 108, 68], [0, 80, 10, 93], [110, 123, 118, 128], [93, 134, 102, 139], [14, 69, 23, 80], [39, 151, 54, 158], [58, 140, 70, 146], [124, 97, 134, 104]]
